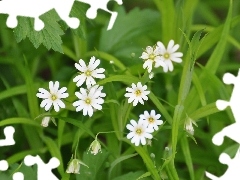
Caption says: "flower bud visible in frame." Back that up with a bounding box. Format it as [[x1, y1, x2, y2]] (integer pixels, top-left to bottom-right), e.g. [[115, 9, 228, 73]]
[[184, 118, 197, 135], [88, 139, 101, 155], [66, 158, 81, 174], [41, 116, 51, 127]]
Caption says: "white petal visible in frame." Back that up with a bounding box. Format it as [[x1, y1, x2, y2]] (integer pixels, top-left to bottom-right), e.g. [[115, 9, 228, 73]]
[[166, 60, 174, 71], [89, 57, 100, 70], [146, 46, 153, 54], [140, 52, 149, 59], [130, 120, 137, 127], [140, 137, 146, 145], [44, 101, 53, 111], [126, 124, 134, 131], [53, 81, 60, 91], [169, 44, 179, 53], [167, 40, 174, 51], [127, 132, 135, 139], [53, 103, 60, 112]]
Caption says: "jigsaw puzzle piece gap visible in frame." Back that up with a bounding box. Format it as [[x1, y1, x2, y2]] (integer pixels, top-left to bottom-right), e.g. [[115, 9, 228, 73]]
[[76, 0, 122, 30], [0, 126, 15, 147], [0, 160, 8, 171], [24, 155, 60, 180], [12, 172, 24, 180], [55, 0, 80, 29], [6, 16, 18, 29]]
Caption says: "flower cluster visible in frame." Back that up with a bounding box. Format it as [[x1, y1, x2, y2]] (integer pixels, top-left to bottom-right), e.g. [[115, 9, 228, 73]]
[[140, 40, 183, 73], [126, 110, 163, 146], [36, 56, 106, 127]]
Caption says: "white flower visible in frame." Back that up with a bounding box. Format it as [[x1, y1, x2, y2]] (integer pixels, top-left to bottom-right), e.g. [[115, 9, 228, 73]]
[[66, 159, 81, 174], [41, 116, 51, 127], [73, 86, 105, 117], [126, 120, 153, 146], [36, 81, 69, 112], [73, 56, 105, 88], [88, 139, 101, 155], [125, 82, 150, 106], [139, 110, 163, 131], [140, 46, 167, 73], [184, 118, 197, 135], [156, 40, 183, 72]]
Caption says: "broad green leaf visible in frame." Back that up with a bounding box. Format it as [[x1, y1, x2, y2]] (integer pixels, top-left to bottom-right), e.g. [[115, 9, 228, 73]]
[[14, 10, 64, 53], [76, 150, 109, 180], [99, 7, 160, 52]]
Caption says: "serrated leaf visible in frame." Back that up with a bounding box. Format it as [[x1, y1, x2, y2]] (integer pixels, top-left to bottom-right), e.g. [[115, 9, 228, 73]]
[[13, 10, 64, 53]]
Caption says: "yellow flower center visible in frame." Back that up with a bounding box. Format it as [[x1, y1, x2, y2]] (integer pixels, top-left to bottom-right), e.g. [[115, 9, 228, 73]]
[[135, 89, 142, 96], [136, 128, 142, 135], [85, 98, 91, 104], [163, 53, 170, 59], [85, 70, 92, 76], [149, 54, 155, 60], [51, 94, 57, 101], [148, 117, 154, 123]]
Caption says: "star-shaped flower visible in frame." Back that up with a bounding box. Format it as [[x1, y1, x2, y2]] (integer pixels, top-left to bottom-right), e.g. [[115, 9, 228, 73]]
[[139, 110, 163, 131], [156, 40, 183, 72], [73, 86, 105, 117], [73, 56, 105, 88], [125, 82, 150, 106], [126, 120, 153, 146], [140, 46, 167, 73], [36, 81, 69, 112]]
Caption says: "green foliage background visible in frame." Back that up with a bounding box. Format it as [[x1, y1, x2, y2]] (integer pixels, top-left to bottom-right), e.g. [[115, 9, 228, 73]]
[[1, 0, 240, 179]]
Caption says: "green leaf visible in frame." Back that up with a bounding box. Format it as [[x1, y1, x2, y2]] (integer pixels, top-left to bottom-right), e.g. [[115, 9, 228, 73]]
[[76, 150, 109, 180], [113, 171, 150, 180], [14, 10, 64, 53], [108, 153, 138, 179], [205, 0, 232, 73], [99, 7, 160, 52]]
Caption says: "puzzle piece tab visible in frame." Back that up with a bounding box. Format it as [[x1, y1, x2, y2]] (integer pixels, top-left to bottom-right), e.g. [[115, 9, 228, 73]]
[[206, 148, 240, 179], [0, 0, 79, 31], [0, 0, 123, 31], [77, 0, 123, 30], [0, 126, 15, 147], [24, 155, 60, 180], [213, 69, 240, 145]]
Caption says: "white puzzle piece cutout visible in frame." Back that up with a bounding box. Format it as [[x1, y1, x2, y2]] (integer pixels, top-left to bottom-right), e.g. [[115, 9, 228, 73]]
[[77, 0, 123, 30], [24, 155, 60, 180], [0, 0, 79, 31], [206, 69, 240, 179], [0, 0, 123, 31], [0, 160, 8, 171], [213, 70, 240, 145], [12, 172, 24, 180], [0, 126, 15, 146], [206, 148, 240, 180]]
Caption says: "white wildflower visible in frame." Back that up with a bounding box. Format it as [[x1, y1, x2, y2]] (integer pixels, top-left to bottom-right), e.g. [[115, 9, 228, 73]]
[[36, 81, 69, 112], [156, 40, 183, 72], [73, 56, 105, 88], [126, 119, 153, 146], [140, 46, 167, 73], [124, 82, 150, 106], [66, 159, 81, 174], [139, 110, 163, 131], [73, 86, 105, 117]]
